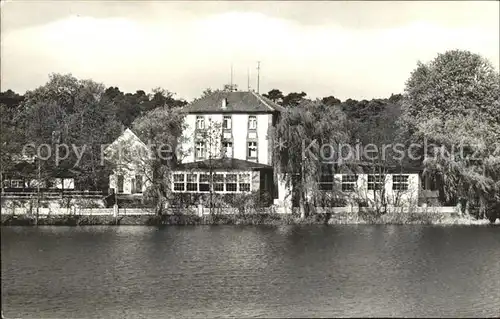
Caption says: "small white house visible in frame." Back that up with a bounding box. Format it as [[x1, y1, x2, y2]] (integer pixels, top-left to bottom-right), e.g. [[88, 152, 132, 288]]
[[315, 163, 424, 207], [104, 128, 151, 195], [320, 173, 420, 207]]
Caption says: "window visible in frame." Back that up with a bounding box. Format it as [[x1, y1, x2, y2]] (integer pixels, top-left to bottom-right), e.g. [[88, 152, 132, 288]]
[[214, 174, 224, 192], [131, 177, 136, 193], [2, 180, 10, 188], [393, 175, 409, 191], [223, 116, 232, 130], [117, 175, 124, 193], [421, 175, 437, 191], [226, 174, 237, 192], [248, 116, 257, 130], [319, 174, 334, 191], [247, 142, 257, 159], [195, 141, 206, 159], [196, 116, 205, 130], [222, 141, 233, 158], [158, 145, 171, 160], [10, 180, 24, 189], [368, 175, 385, 191], [135, 175, 143, 193], [173, 173, 185, 191], [199, 174, 210, 192], [239, 173, 251, 192], [187, 174, 198, 191], [341, 175, 357, 192]]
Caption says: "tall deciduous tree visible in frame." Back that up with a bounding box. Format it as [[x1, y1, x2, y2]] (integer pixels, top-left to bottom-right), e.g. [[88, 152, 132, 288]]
[[263, 89, 285, 104], [321, 95, 341, 106], [145, 87, 187, 112], [16, 73, 123, 190], [282, 91, 307, 108], [198, 118, 223, 214], [102, 87, 187, 128], [0, 102, 24, 180], [400, 50, 500, 217]]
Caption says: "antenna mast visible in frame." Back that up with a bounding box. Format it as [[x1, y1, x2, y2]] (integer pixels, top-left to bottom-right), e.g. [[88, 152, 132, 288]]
[[230, 64, 234, 91], [256, 61, 261, 93], [247, 68, 250, 91]]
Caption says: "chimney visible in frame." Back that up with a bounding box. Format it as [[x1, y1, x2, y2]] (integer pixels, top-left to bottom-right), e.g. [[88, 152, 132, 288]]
[[221, 98, 227, 109]]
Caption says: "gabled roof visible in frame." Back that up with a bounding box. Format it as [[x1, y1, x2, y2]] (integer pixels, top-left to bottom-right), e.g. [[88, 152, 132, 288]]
[[104, 128, 147, 154], [175, 158, 272, 171], [184, 91, 285, 113]]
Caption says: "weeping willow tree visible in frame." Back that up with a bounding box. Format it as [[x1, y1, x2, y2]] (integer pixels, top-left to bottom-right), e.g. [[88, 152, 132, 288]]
[[130, 107, 187, 215], [415, 116, 500, 218], [400, 50, 500, 218], [273, 100, 349, 218]]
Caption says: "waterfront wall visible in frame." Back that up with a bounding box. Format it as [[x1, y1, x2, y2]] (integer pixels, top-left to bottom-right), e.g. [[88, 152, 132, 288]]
[[0, 205, 459, 217], [1, 207, 156, 216], [2, 209, 493, 226]]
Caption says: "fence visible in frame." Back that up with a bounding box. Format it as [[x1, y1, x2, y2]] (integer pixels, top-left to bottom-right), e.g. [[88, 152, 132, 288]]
[[1, 205, 458, 217], [313, 206, 458, 214], [2, 207, 153, 216], [1, 190, 104, 199]]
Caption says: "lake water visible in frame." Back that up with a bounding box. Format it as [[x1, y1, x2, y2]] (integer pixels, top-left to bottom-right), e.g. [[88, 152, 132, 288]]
[[1, 225, 499, 318]]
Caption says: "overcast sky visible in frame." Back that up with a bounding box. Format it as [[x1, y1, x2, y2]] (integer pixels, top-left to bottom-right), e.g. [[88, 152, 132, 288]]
[[1, 0, 498, 101]]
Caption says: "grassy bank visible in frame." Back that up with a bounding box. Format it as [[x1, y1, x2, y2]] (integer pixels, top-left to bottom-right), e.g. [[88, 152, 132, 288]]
[[1, 211, 497, 226]]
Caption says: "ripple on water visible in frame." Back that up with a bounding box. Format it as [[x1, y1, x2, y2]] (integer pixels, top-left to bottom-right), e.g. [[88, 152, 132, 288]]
[[1, 225, 500, 318]]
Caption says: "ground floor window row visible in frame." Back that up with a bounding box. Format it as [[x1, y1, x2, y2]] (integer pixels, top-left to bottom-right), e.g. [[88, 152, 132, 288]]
[[318, 174, 410, 192], [173, 172, 252, 193], [1, 178, 75, 189], [2, 179, 26, 188]]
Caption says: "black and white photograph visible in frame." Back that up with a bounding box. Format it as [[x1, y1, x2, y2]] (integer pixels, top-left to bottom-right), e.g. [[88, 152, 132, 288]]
[[1, 0, 499, 318]]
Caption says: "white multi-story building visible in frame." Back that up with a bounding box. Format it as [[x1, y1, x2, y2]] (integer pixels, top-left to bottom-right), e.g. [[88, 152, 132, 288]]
[[180, 90, 284, 165], [173, 90, 285, 205]]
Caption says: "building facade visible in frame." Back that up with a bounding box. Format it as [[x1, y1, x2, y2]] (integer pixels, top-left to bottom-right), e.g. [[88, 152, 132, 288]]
[[313, 162, 431, 207], [175, 90, 285, 204], [318, 173, 420, 207], [180, 90, 283, 165]]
